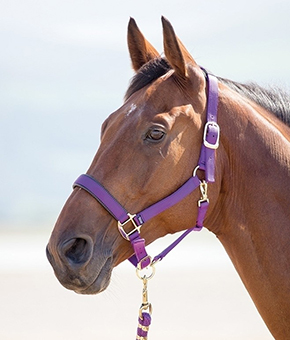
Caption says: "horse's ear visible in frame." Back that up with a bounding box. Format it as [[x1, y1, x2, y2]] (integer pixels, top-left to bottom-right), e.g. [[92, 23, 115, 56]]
[[127, 18, 159, 72], [161, 16, 197, 78]]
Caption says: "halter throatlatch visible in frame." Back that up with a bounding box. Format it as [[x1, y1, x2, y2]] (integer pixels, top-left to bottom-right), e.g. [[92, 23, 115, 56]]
[[73, 71, 219, 339]]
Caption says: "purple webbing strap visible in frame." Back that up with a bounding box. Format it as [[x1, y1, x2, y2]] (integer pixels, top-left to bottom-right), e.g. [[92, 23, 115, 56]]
[[198, 73, 219, 182], [74, 174, 201, 229], [73, 174, 129, 223], [152, 226, 201, 263], [74, 174, 202, 269], [129, 237, 151, 268], [135, 176, 201, 225], [152, 200, 206, 261], [128, 198, 208, 267], [73, 175, 153, 269]]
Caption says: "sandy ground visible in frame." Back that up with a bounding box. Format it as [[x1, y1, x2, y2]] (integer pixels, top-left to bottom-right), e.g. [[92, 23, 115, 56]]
[[0, 229, 273, 340]]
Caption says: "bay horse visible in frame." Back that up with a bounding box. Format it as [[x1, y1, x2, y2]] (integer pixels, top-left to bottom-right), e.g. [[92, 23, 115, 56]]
[[46, 17, 290, 339]]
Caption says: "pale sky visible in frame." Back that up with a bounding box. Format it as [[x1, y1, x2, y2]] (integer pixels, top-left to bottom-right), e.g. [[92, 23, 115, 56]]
[[1, 0, 290, 229]]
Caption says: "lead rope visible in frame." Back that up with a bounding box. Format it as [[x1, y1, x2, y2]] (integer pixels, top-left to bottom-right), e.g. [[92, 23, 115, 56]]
[[136, 266, 155, 340], [134, 179, 209, 339]]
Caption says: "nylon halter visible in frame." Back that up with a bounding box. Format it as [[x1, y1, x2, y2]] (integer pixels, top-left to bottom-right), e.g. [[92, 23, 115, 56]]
[[73, 71, 219, 270]]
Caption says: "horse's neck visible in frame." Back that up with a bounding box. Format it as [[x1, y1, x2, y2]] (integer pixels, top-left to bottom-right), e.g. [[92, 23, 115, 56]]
[[211, 86, 290, 339]]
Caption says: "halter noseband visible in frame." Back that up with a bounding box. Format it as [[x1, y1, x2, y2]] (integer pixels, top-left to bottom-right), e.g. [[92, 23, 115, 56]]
[[73, 71, 219, 270]]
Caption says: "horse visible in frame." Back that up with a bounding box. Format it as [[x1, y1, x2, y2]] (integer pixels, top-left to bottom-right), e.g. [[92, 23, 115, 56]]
[[46, 17, 290, 339]]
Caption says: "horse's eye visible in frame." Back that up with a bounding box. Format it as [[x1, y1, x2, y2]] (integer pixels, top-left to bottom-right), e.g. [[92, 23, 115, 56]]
[[145, 128, 166, 142]]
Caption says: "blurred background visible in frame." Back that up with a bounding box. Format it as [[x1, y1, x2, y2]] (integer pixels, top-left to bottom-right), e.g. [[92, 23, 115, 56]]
[[1, 0, 289, 338]]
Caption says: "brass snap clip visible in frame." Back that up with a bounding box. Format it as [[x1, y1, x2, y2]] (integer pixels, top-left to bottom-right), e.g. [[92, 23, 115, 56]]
[[198, 180, 209, 207], [139, 277, 152, 319]]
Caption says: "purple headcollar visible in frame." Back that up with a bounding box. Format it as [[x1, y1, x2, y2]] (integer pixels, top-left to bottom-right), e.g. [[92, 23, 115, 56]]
[[73, 71, 219, 269]]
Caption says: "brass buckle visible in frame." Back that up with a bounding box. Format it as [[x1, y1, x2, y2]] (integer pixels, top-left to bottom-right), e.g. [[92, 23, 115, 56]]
[[117, 213, 141, 241]]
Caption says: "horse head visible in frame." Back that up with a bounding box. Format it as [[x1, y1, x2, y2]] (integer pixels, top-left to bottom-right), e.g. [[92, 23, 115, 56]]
[[46, 17, 223, 295]]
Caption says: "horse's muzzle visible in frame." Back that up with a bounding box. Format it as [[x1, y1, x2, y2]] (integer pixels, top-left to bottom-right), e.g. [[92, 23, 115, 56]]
[[46, 235, 113, 295]]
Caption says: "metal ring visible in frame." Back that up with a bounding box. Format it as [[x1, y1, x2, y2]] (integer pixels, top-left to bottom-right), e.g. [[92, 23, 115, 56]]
[[192, 165, 199, 177], [136, 264, 156, 281]]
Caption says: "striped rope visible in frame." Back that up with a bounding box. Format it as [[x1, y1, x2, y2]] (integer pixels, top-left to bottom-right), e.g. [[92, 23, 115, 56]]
[[136, 312, 151, 340]]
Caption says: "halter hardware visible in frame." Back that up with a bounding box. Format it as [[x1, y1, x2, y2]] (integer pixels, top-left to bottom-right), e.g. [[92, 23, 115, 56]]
[[136, 261, 156, 280], [198, 181, 209, 207], [203, 121, 220, 149], [136, 255, 152, 271], [118, 213, 141, 240], [139, 277, 152, 318], [136, 265, 155, 340]]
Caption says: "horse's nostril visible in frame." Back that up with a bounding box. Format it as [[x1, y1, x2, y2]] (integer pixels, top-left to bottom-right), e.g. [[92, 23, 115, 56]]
[[62, 237, 93, 265]]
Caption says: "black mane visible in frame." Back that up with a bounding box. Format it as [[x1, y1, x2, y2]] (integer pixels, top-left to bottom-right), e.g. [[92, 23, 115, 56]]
[[125, 58, 290, 127]]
